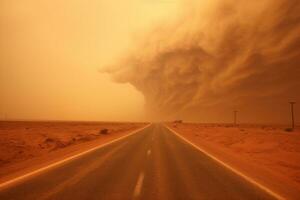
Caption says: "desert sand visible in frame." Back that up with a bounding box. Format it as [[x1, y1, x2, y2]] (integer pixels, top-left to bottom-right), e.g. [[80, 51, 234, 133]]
[[167, 122, 300, 197], [0, 121, 146, 182]]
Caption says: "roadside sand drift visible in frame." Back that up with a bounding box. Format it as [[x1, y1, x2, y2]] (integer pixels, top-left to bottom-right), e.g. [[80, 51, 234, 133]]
[[0, 121, 146, 179], [168, 122, 300, 197]]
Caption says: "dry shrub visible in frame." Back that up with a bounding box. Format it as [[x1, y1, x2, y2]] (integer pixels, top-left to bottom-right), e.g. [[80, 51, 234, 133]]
[[284, 128, 293, 132], [99, 128, 109, 135]]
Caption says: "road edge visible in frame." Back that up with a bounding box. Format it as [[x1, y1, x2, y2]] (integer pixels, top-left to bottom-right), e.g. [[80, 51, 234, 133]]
[[0, 123, 151, 190], [164, 124, 285, 200]]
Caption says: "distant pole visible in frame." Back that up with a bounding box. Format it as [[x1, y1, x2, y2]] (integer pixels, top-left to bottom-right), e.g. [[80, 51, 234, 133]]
[[234, 110, 237, 126], [289, 102, 296, 130]]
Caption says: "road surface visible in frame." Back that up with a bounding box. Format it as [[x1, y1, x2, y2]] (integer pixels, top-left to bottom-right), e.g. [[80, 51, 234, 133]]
[[0, 124, 277, 200]]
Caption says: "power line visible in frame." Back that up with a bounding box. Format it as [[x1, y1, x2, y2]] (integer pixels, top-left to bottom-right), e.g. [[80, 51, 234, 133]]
[[233, 110, 238, 126], [289, 102, 296, 130]]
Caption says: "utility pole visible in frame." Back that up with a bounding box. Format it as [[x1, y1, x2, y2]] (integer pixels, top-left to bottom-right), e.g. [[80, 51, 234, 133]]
[[289, 102, 296, 130], [234, 110, 238, 126]]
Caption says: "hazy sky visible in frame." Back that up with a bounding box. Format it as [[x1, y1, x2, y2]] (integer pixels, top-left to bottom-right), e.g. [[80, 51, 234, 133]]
[[108, 0, 300, 124], [0, 0, 180, 121], [1, 0, 299, 123]]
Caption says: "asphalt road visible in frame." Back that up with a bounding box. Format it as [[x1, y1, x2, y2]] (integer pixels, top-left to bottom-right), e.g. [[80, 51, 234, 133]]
[[0, 124, 277, 200]]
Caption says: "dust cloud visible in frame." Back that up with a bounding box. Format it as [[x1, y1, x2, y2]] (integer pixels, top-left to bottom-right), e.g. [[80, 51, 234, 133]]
[[106, 0, 300, 123]]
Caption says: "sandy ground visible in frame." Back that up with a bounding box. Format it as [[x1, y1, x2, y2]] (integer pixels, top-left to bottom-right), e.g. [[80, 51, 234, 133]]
[[0, 121, 147, 182], [167, 123, 300, 198]]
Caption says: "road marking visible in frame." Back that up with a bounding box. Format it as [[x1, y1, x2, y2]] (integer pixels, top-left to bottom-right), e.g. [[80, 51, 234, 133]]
[[40, 142, 127, 200], [133, 172, 145, 198], [147, 149, 151, 156], [165, 125, 286, 200], [0, 124, 152, 190]]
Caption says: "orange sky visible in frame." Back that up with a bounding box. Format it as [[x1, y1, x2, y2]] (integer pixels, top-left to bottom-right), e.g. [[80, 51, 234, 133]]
[[1, 0, 299, 124], [107, 0, 300, 124], [0, 0, 180, 121]]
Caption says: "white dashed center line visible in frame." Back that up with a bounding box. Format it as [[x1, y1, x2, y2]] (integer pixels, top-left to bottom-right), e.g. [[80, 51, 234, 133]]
[[133, 172, 145, 198]]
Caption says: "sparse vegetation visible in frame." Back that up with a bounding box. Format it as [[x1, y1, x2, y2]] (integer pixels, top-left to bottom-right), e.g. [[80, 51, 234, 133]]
[[173, 120, 183, 123], [0, 121, 145, 174], [284, 128, 293, 132], [99, 128, 109, 135]]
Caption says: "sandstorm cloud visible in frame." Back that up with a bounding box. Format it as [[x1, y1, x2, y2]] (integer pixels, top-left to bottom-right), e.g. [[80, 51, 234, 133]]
[[107, 0, 300, 123]]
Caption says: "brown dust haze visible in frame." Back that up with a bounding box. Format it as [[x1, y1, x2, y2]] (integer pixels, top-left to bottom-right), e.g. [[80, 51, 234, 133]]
[[107, 0, 300, 123], [1, 0, 299, 123]]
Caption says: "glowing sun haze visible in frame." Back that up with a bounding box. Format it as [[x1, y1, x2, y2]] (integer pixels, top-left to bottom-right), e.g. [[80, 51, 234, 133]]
[[1, 0, 299, 123]]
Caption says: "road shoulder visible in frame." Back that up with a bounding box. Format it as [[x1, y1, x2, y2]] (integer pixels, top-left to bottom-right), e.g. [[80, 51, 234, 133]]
[[0, 124, 150, 187], [165, 124, 300, 200]]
